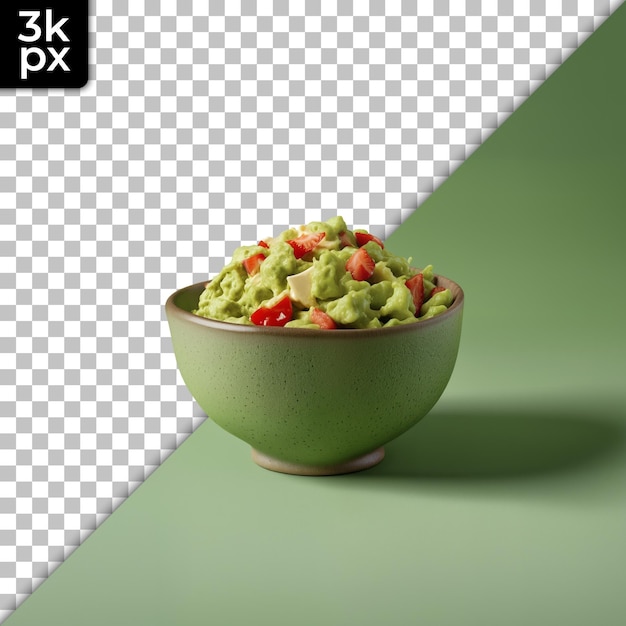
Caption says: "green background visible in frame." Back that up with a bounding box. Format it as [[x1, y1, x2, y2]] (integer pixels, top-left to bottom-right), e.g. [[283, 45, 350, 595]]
[[8, 6, 626, 626]]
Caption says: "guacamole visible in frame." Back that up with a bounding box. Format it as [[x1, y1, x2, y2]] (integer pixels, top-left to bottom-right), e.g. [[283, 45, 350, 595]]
[[194, 216, 453, 329]]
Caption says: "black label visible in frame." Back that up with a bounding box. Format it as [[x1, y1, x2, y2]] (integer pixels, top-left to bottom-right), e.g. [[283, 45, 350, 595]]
[[0, 1, 88, 88]]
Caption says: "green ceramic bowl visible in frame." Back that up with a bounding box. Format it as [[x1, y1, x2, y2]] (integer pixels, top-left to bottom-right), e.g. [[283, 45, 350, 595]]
[[165, 275, 464, 475]]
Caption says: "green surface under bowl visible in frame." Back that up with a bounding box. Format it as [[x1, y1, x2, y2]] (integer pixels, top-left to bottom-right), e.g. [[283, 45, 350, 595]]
[[165, 275, 464, 475]]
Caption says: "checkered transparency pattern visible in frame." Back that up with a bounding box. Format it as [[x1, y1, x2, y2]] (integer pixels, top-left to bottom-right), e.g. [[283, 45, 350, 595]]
[[0, 0, 622, 620]]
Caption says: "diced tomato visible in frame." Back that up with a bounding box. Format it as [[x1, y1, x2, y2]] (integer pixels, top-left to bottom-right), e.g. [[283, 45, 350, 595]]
[[258, 240, 269, 249], [406, 273, 424, 315], [242, 253, 265, 276], [250, 295, 293, 327], [429, 286, 446, 298], [355, 231, 384, 249], [345, 248, 375, 282], [338, 230, 355, 248], [310, 308, 337, 329], [286, 231, 325, 259]]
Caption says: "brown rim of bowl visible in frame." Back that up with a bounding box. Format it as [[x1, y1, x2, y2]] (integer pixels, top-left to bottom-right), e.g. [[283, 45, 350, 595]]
[[165, 274, 464, 337]]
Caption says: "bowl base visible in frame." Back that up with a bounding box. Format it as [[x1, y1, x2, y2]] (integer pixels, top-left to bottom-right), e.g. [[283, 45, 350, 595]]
[[251, 447, 385, 476]]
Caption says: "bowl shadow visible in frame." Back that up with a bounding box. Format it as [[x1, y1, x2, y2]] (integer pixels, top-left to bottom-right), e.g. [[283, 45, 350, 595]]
[[365, 399, 626, 482]]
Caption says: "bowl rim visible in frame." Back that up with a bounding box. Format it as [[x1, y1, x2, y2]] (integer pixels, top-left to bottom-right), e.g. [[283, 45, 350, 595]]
[[166, 273, 464, 337]]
